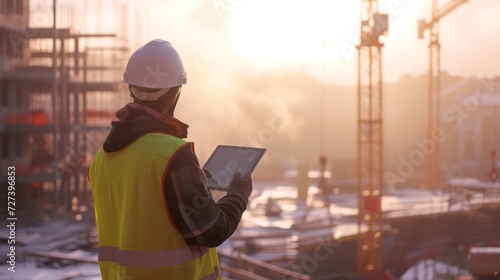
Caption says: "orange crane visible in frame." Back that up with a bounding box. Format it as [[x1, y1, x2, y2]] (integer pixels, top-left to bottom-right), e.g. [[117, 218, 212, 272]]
[[356, 0, 388, 275], [418, 0, 468, 188]]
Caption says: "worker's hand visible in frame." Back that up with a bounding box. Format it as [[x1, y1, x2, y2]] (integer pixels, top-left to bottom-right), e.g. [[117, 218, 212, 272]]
[[227, 172, 253, 199]]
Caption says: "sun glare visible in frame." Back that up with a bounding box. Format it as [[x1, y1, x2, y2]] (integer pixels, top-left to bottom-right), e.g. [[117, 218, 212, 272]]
[[226, 0, 360, 70]]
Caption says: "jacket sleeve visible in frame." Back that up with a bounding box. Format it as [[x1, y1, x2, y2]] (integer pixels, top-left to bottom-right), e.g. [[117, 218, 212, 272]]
[[163, 145, 248, 247]]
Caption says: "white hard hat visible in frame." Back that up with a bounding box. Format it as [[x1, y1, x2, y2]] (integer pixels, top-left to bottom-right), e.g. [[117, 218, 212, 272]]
[[122, 39, 187, 100]]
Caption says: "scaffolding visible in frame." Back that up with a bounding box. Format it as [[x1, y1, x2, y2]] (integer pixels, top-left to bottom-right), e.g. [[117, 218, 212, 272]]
[[0, 0, 130, 217]]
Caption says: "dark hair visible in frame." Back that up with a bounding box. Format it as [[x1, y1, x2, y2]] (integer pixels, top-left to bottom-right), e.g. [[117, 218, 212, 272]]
[[130, 86, 180, 112]]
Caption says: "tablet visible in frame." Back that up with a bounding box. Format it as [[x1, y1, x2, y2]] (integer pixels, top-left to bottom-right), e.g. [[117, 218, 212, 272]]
[[203, 145, 266, 191]]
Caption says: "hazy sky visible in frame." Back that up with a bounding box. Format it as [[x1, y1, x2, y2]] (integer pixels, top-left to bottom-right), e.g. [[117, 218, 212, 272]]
[[130, 0, 500, 85]]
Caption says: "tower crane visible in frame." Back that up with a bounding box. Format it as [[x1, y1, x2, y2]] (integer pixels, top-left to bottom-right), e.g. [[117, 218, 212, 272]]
[[356, 0, 388, 275], [418, 0, 468, 188]]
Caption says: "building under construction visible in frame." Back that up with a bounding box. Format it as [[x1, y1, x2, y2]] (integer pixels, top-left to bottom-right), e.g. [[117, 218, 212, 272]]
[[1, 0, 129, 218]]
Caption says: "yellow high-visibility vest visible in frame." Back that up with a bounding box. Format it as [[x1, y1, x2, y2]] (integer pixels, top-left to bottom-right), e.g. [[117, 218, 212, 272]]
[[89, 132, 220, 280]]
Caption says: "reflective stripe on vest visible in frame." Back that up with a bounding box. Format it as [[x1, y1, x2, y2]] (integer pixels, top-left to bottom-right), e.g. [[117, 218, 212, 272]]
[[98, 246, 209, 268]]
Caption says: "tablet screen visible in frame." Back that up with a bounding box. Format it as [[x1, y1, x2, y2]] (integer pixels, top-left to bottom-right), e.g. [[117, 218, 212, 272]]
[[203, 145, 266, 190]]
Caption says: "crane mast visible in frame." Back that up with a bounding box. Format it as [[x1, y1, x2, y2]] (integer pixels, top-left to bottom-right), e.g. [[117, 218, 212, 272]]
[[418, 0, 468, 188], [356, 0, 388, 273]]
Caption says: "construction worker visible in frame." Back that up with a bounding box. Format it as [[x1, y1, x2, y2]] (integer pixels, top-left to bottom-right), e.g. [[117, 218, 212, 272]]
[[88, 39, 253, 280]]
